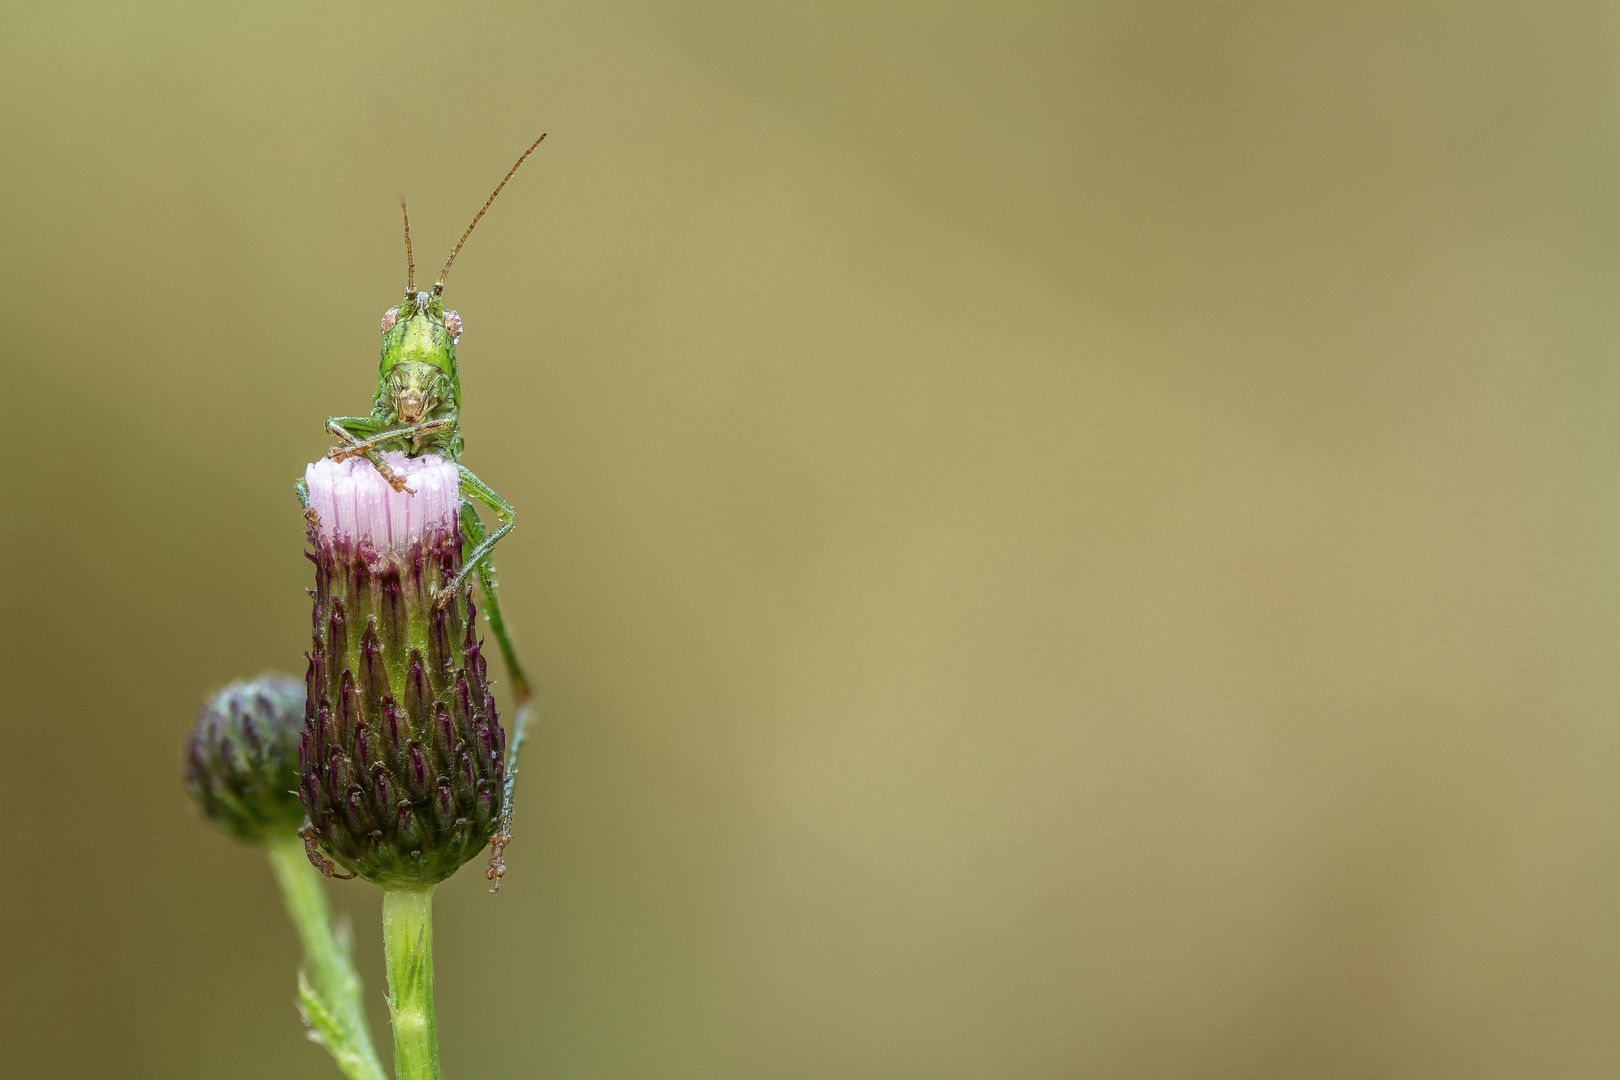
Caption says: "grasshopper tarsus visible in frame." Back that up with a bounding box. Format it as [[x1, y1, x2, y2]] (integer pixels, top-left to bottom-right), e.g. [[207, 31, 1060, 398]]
[[300, 824, 356, 880], [485, 834, 509, 894], [368, 453, 415, 494]]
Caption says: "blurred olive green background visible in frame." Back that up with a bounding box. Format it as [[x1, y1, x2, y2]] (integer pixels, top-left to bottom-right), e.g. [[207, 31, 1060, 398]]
[[4, 2, 1620, 1077]]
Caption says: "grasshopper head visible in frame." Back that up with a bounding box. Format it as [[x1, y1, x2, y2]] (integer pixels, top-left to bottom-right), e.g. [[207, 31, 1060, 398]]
[[375, 133, 544, 429], [380, 291, 460, 365], [378, 291, 461, 420]]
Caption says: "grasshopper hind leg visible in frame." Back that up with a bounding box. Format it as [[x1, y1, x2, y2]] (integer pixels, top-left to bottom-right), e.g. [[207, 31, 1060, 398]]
[[439, 468, 533, 892]]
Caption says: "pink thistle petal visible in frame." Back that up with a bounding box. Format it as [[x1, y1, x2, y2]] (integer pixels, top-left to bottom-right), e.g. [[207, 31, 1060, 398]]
[[305, 453, 461, 552]]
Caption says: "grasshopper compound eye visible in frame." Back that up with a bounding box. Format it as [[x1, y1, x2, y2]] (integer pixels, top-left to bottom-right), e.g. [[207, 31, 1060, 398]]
[[380, 306, 401, 334], [444, 310, 462, 342]]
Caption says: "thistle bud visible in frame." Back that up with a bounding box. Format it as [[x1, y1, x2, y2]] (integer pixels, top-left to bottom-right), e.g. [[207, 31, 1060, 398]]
[[298, 452, 505, 888], [184, 674, 307, 843]]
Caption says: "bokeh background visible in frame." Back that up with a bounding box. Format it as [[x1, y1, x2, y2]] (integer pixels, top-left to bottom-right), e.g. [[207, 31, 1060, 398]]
[[4, 2, 1620, 1077]]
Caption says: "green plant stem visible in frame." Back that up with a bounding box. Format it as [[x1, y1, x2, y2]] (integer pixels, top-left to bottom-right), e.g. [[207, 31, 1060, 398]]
[[382, 887, 442, 1080], [265, 834, 388, 1080]]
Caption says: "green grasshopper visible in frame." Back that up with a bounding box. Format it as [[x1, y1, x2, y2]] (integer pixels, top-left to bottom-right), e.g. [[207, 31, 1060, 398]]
[[295, 134, 546, 890]]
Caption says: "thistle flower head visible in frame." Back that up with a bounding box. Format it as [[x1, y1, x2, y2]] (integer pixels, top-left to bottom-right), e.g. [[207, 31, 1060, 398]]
[[303, 451, 463, 554], [299, 452, 505, 888], [184, 674, 307, 843]]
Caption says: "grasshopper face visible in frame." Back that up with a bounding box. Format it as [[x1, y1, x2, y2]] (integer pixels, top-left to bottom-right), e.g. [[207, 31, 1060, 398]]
[[385, 361, 447, 425], [377, 291, 462, 420]]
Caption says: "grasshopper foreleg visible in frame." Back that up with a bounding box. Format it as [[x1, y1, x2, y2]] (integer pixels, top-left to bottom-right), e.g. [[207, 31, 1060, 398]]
[[325, 416, 415, 494], [328, 418, 456, 463]]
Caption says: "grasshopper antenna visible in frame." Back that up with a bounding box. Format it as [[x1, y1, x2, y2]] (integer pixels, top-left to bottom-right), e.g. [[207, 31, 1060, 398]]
[[433, 132, 547, 296], [401, 198, 416, 292]]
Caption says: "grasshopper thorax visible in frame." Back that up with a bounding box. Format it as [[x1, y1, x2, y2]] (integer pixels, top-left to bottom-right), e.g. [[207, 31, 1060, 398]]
[[377, 291, 462, 422]]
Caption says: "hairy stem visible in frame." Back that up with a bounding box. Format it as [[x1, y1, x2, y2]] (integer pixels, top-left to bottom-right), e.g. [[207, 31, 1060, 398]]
[[382, 887, 442, 1080], [265, 834, 388, 1080]]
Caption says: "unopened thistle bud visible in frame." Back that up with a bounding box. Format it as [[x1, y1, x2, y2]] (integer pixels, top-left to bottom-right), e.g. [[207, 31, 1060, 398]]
[[185, 674, 307, 843], [298, 452, 506, 888]]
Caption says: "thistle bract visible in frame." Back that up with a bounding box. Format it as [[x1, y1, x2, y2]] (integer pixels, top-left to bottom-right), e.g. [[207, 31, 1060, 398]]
[[185, 674, 307, 843], [299, 452, 505, 888]]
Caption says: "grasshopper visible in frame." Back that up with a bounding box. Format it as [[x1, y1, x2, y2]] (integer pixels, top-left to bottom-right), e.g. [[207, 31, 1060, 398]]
[[295, 134, 546, 890]]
